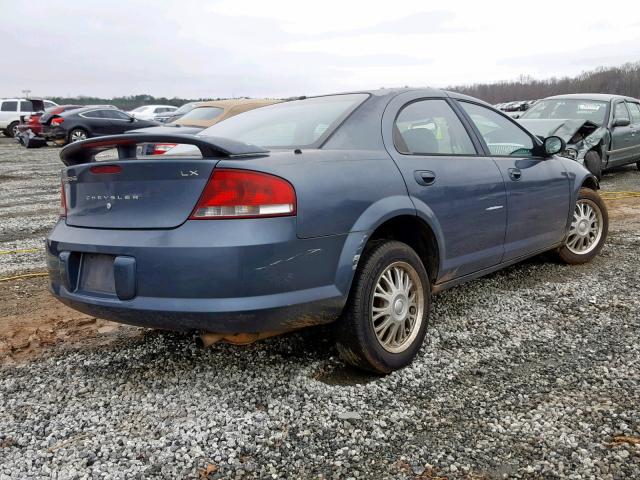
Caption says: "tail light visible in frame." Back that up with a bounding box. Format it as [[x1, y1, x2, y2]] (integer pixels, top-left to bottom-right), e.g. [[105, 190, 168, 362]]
[[60, 181, 67, 217], [152, 143, 177, 155], [190, 169, 296, 219], [51, 117, 64, 126]]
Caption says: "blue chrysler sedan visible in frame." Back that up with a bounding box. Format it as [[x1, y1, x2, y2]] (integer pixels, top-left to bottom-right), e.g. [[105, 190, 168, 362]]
[[47, 88, 607, 373]]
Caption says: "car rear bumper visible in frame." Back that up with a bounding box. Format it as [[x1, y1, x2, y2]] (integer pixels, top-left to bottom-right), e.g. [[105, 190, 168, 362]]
[[46, 218, 349, 333]]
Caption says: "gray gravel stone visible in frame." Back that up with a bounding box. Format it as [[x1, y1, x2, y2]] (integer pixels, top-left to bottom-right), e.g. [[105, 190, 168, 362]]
[[1, 139, 639, 478]]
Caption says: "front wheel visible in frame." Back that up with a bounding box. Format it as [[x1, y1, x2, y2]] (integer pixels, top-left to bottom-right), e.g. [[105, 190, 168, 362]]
[[335, 240, 430, 374], [583, 150, 602, 180], [557, 188, 608, 265]]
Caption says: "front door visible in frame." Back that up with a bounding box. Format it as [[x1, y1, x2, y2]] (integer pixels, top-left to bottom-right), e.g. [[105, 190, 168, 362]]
[[383, 94, 507, 281], [456, 101, 571, 261], [609, 101, 635, 166]]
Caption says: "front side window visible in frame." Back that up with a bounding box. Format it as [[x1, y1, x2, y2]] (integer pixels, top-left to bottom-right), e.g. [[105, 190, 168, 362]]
[[627, 102, 640, 124], [460, 102, 534, 157], [105, 110, 132, 120], [198, 94, 368, 148], [1, 101, 18, 112], [394, 99, 476, 155], [614, 102, 630, 122], [20, 100, 33, 112], [44, 101, 56, 109]]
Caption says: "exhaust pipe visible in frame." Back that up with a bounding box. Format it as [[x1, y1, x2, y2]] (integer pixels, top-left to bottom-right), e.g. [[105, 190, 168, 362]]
[[196, 333, 224, 348], [197, 330, 285, 348]]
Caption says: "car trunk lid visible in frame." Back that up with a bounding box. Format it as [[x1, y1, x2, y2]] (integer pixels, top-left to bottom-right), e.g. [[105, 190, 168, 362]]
[[60, 134, 269, 229]]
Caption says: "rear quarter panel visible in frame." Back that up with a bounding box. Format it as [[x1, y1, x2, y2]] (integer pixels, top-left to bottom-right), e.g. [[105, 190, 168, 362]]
[[215, 149, 413, 239]]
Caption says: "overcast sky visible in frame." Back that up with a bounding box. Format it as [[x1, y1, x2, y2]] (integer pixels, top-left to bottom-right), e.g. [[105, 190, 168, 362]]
[[3, 0, 640, 99]]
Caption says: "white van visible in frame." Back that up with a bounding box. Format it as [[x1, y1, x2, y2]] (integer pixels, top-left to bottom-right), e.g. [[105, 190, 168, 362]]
[[0, 98, 58, 137]]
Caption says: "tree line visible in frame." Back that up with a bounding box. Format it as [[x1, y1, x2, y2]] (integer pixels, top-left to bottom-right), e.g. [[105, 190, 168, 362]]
[[47, 62, 640, 108], [45, 94, 224, 111], [449, 62, 640, 104]]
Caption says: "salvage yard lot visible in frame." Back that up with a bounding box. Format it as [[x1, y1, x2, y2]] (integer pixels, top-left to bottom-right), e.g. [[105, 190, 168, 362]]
[[0, 137, 639, 478]]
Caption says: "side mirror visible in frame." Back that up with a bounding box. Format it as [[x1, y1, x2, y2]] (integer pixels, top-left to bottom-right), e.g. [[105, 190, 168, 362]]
[[543, 136, 565, 156], [613, 117, 630, 128], [129, 116, 135, 122]]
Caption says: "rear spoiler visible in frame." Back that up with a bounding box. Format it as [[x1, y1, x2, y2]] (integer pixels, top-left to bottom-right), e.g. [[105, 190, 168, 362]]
[[59, 134, 269, 166]]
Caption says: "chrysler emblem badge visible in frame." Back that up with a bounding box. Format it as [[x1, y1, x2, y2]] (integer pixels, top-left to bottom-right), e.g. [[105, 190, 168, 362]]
[[106, 202, 112, 210]]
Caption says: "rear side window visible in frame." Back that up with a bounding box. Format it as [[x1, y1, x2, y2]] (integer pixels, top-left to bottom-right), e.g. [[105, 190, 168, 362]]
[[82, 110, 105, 119], [179, 106, 224, 121], [460, 102, 534, 157], [394, 99, 476, 155], [625, 102, 640, 123], [20, 100, 33, 112], [614, 102, 630, 122], [1, 101, 18, 112], [198, 94, 369, 148]]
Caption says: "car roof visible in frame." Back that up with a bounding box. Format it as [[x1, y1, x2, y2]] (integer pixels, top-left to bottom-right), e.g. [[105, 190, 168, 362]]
[[190, 98, 278, 109], [61, 105, 120, 115], [543, 93, 639, 102]]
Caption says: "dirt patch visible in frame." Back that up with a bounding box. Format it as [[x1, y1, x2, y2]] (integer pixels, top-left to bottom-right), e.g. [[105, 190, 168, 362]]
[[605, 196, 640, 228], [0, 276, 143, 365]]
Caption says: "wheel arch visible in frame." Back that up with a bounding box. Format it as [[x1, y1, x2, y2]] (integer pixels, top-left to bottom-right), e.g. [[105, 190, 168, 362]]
[[335, 202, 444, 300]]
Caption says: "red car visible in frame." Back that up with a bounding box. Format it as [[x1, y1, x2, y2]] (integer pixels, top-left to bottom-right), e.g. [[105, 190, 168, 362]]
[[18, 104, 82, 136]]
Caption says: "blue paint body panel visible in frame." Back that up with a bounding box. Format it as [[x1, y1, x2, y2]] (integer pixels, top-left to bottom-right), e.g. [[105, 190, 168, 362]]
[[46, 88, 597, 333]]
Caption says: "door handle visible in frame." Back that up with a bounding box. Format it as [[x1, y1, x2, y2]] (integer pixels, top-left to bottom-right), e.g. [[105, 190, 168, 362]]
[[414, 170, 436, 186], [508, 168, 521, 181]]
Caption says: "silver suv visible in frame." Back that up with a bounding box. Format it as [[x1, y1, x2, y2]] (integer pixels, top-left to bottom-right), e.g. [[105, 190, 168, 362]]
[[0, 98, 58, 137]]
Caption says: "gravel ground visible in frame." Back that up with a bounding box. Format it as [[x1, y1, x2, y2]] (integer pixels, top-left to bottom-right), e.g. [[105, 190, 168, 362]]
[[1, 138, 639, 479]]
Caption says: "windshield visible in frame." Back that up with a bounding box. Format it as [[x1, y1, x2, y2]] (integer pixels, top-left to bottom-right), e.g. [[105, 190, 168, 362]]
[[131, 106, 148, 112], [179, 106, 224, 122], [173, 102, 196, 115], [521, 99, 608, 125], [197, 94, 369, 148]]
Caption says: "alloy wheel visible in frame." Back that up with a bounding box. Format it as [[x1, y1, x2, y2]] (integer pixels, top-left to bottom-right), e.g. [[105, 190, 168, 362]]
[[71, 130, 87, 142], [566, 199, 603, 255], [371, 261, 424, 353]]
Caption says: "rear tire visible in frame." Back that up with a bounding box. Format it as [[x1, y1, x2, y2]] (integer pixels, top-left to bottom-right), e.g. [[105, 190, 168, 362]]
[[557, 188, 608, 265], [68, 128, 88, 143], [6, 121, 19, 138], [636, 160, 640, 171], [335, 240, 431, 374], [584, 150, 602, 180]]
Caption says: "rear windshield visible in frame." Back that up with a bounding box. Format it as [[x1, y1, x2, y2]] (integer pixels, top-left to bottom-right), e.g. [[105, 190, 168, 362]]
[[179, 106, 224, 122], [197, 94, 369, 148], [521, 99, 608, 125]]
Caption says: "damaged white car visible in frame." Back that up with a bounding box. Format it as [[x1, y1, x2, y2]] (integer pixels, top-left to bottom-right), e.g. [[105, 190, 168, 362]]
[[517, 94, 640, 179]]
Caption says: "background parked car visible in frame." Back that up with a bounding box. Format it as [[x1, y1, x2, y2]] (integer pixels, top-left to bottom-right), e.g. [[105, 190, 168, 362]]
[[0, 98, 58, 137], [129, 105, 177, 120], [133, 98, 278, 154], [17, 104, 82, 137], [517, 93, 640, 178], [46, 106, 160, 144], [154, 102, 197, 123]]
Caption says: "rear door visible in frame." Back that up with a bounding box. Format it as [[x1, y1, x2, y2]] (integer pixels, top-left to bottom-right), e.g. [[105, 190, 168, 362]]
[[457, 101, 570, 261], [383, 93, 507, 280], [609, 101, 635, 166]]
